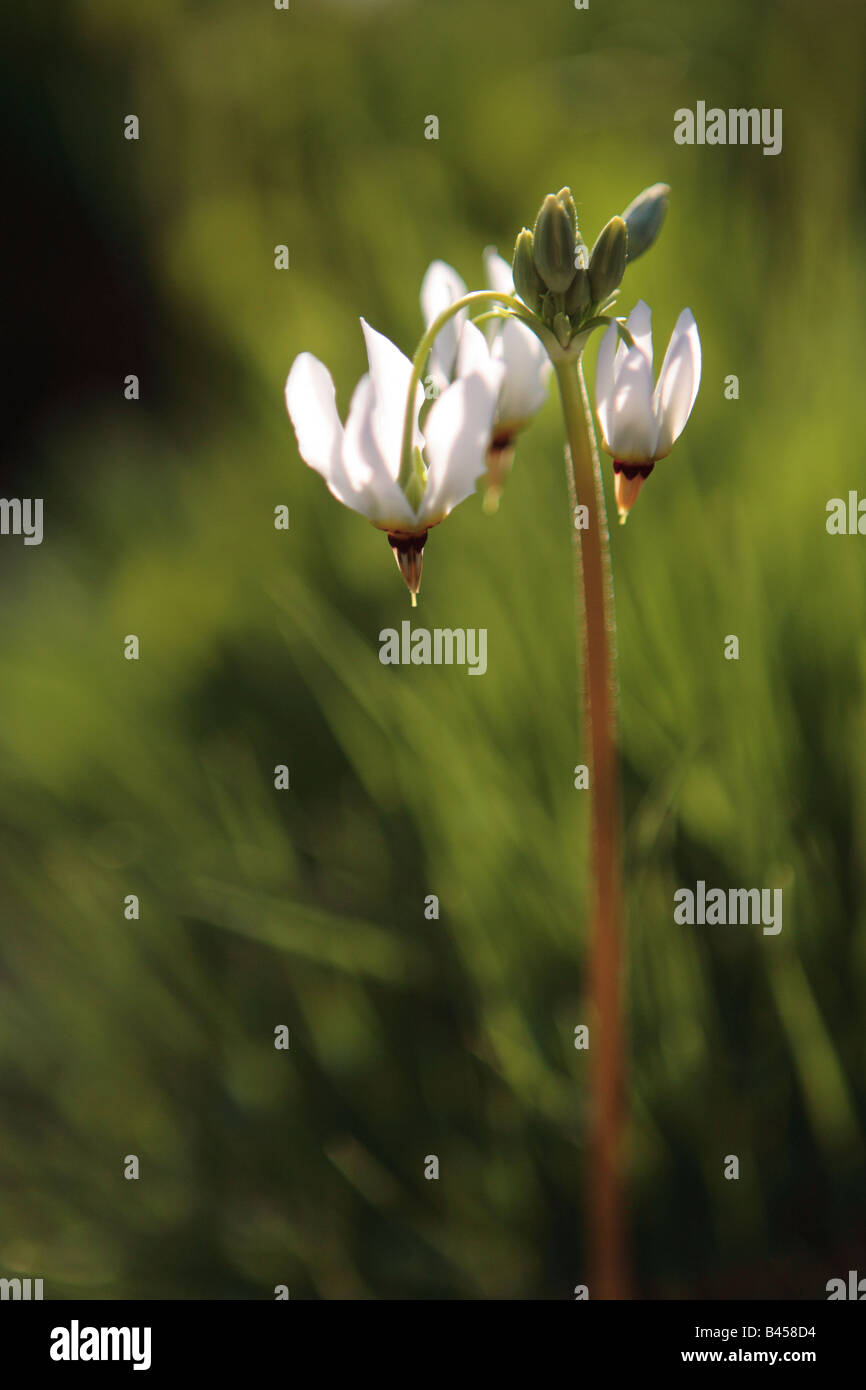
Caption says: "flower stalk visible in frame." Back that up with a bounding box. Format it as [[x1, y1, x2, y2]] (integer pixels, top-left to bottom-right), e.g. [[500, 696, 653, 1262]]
[[554, 354, 628, 1301]]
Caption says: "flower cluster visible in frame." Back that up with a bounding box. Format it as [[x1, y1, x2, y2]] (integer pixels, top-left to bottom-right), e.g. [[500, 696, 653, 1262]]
[[285, 182, 701, 599]]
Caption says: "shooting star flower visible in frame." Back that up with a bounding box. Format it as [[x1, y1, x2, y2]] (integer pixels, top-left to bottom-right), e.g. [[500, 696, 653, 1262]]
[[421, 254, 550, 508], [595, 300, 701, 521], [285, 319, 503, 602]]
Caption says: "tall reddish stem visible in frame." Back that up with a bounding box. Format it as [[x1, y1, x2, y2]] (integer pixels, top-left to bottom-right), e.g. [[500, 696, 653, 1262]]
[[554, 356, 628, 1300]]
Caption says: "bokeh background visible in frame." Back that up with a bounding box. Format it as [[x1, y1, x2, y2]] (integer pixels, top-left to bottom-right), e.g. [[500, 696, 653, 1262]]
[[1, 0, 864, 1299]]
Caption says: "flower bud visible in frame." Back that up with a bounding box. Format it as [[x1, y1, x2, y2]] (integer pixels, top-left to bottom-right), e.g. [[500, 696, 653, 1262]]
[[564, 267, 591, 318], [512, 228, 544, 311], [555, 187, 578, 235], [621, 183, 669, 262], [533, 193, 577, 295], [552, 311, 572, 349], [588, 216, 627, 303]]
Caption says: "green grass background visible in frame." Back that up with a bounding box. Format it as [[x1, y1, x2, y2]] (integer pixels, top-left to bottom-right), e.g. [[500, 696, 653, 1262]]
[[1, 0, 864, 1297]]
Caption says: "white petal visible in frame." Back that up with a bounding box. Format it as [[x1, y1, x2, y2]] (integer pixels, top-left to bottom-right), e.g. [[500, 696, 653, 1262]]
[[492, 318, 550, 425], [594, 321, 620, 450], [285, 353, 344, 484], [342, 375, 417, 529], [483, 246, 514, 296], [653, 309, 701, 457], [623, 299, 653, 369], [604, 348, 658, 461], [420, 259, 467, 382], [420, 364, 505, 523], [456, 319, 493, 378], [360, 318, 423, 481]]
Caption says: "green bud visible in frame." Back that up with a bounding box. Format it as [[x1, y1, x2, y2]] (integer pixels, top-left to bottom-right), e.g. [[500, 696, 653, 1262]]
[[588, 216, 627, 303], [621, 182, 669, 262], [552, 312, 572, 349], [533, 193, 577, 295], [556, 186, 578, 234], [512, 228, 544, 311], [564, 267, 591, 318]]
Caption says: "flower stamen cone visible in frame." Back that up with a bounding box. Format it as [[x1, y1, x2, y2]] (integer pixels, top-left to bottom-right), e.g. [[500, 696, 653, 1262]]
[[482, 425, 517, 514], [613, 461, 654, 523], [387, 530, 427, 603]]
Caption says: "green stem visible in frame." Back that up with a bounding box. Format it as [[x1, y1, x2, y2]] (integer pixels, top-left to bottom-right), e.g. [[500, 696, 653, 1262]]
[[554, 356, 628, 1301], [398, 290, 547, 490]]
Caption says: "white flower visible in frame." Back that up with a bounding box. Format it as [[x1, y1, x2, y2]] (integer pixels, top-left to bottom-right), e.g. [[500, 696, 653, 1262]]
[[481, 248, 551, 433], [595, 299, 701, 521], [420, 254, 550, 508], [285, 318, 504, 601]]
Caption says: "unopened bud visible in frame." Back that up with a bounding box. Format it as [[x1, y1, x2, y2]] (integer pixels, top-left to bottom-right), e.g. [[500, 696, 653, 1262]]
[[512, 229, 544, 311], [621, 183, 669, 262], [553, 311, 572, 349], [556, 187, 578, 235], [564, 267, 591, 318], [533, 193, 577, 295], [588, 216, 627, 303]]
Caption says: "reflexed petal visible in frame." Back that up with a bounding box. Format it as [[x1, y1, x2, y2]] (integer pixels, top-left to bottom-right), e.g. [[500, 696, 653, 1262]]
[[594, 321, 620, 449], [343, 375, 417, 529], [360, 318, 423, 481], [420, 259, 468, 382], [605, 348, 658, 461], [483, 246, 514, 297], [285, 353, 344, 484], [623, 299, 653, 369], [420, 364, 505, 522], [456, 319, 494, 378], [492, 318, 550, 424], [653, 308, 701, 456]]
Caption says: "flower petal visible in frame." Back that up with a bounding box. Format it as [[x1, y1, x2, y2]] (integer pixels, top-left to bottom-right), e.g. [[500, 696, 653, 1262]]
[[342, 374, 417, 529], [420, 259, 467, 382], [455, 319, 493, 378], [594, 321, 620, 450], [653, 308, 701, 457], [492, 318, 550, 425], [285, 353, 345, 484], [483, 246, 514, 297], [604, 347, 658, 461], [623, 299, 653, 370], [420, 363, 505, 523], [360, 318, 423, 481]]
